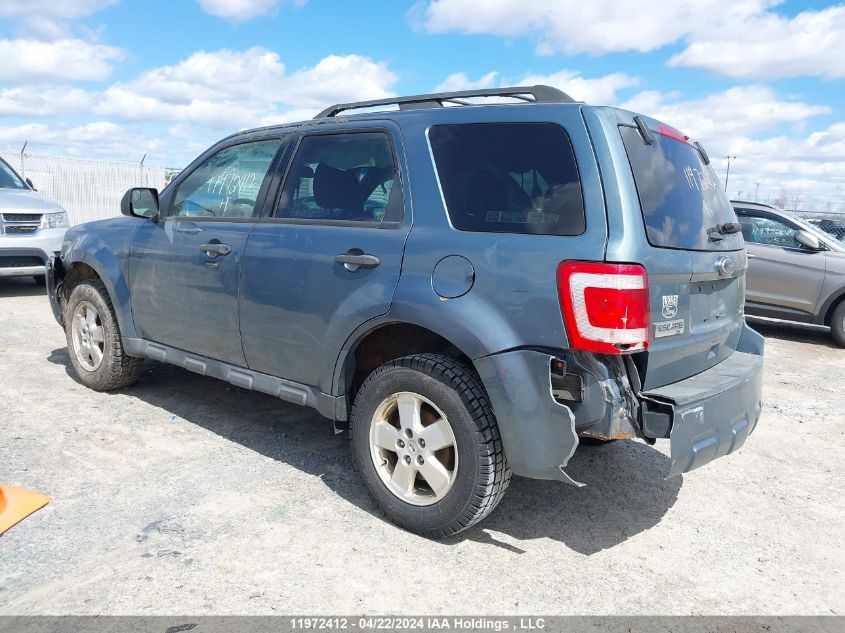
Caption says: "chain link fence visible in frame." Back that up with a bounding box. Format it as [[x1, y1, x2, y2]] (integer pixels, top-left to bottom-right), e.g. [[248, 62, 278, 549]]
[[796, 211, 845, 245], [0, 150, 182, 226]]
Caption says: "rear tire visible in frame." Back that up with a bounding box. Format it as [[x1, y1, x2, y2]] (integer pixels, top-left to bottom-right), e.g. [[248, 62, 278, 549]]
[[832, 301, 845, 348], [64, 278, 144, 391], [351, 354, 510, 538]]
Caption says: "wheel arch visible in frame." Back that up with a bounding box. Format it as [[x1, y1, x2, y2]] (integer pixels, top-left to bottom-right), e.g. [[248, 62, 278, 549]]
[[817, 287, 845, 327], [331, 321, 475, 404], [59, 251, 136, 340]]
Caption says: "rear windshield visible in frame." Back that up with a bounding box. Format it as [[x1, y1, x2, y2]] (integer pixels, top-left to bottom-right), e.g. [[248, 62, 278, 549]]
[[429, 123, 585, 236], [620, 125, 741, 251]]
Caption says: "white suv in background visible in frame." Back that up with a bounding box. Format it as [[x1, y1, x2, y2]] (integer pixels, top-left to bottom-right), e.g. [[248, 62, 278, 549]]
[[0, 156, 69, 285]]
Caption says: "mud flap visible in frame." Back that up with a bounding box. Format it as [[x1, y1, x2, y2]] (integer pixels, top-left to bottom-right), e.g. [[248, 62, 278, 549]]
[[644, 337, 764, 478], [475, 350, 583, 486]]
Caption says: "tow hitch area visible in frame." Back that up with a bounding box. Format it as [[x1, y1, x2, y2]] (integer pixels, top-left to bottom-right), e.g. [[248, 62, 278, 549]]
[[643, 330, 764, 477]]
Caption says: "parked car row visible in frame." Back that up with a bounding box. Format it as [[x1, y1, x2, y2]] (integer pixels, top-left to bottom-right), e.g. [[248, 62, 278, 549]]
[[0, 156, 69, 284]]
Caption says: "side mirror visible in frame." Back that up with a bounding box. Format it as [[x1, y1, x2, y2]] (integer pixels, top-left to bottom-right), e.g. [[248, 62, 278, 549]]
[[25, 177, 36, 191], [795, 230, 823, 251], [121, 187, 160, 220]]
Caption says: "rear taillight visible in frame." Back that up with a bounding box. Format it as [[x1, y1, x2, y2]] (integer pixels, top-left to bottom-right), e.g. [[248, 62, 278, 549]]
[[557, 262, 650, 354]]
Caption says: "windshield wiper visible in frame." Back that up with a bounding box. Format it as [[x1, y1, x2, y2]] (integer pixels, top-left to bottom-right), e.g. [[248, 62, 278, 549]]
[[707, 222, 741, 241]]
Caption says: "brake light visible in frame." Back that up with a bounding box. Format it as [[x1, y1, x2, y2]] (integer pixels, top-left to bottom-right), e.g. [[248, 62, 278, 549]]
[[657, 123, 689, 144], [557, 262, 650, 354]]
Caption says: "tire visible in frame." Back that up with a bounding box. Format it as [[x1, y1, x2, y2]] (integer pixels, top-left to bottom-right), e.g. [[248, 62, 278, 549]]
[[32, 275, 46, 286], [64, 278, 144, 391], [832, 300, 845, 348], [351, 353, 510, 538]]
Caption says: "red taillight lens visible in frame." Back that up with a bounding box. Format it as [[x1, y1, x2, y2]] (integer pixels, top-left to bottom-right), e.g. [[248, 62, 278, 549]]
[[557, 261, 650, 354]]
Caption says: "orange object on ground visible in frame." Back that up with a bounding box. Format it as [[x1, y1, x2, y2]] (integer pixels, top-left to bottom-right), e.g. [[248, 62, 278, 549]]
[[0, 485, 50, 535]]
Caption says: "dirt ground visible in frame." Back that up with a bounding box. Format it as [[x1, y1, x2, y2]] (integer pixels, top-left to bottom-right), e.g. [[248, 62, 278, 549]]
[[0, 276, 843, 615]]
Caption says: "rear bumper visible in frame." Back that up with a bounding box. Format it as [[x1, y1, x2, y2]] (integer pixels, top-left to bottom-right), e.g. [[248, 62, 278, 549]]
[[475, 324, 764, 484], [642, 324, 765, 477]]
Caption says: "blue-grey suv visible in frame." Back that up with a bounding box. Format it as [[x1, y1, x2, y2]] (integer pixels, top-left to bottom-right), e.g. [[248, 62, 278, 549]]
[[47, 86, 764, 537]]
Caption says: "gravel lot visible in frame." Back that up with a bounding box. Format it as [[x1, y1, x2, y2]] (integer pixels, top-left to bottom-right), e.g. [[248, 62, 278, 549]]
[[1, 276, 843, 615]]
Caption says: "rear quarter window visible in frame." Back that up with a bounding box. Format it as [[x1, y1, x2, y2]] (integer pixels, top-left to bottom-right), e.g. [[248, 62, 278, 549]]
[[428, 123, 585, 236]]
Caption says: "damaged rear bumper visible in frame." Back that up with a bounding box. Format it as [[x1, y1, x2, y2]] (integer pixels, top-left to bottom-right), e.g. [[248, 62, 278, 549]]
[[643, 324, 764, 478], [474, 324, 764, 485], [475, 350, 582, 484]]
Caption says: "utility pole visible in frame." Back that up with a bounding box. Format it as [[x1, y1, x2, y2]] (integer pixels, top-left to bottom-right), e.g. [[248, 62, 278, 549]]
[[724, 156, 736, 192], [754, 182, 760, 200]]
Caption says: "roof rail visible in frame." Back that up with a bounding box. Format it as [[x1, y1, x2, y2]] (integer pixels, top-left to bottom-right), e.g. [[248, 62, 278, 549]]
[[314, 85, 577, 119]]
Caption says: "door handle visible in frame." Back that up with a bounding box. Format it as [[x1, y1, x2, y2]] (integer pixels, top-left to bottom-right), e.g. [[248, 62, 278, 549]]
[[335, 251, 380, 272], [200, 243, 232, 256], [747, 253, 756, 259]]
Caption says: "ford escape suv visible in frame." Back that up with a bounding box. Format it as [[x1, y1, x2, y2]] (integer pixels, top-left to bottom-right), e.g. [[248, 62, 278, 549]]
[[0, 156, 69, 284], [47, 86, 764, 537]]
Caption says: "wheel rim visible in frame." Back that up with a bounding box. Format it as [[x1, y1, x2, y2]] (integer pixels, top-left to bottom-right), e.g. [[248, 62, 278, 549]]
[[70, 300, 105, 371], [369, 391, 459, 506]]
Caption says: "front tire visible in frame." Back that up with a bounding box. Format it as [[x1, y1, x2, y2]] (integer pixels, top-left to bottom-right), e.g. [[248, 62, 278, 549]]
[[832, 301, 845, 348], [64, 278, 144, 391], [351, 354, 510, 538]]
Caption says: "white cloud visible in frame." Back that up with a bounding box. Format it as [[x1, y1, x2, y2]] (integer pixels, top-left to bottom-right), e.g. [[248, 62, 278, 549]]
[[0, 38, 124, 82], [0, 86, 95, 117], [435, 72, 501, 92], [0, 120, 169, 162], [435, 70, 639, 104], [196, 0, 307, 21], [519, 70, 639, 104], [620, 85, 830, 141], [413, 0, 758, 55], [616, 85, 843, 210], [282, 54, 398, 108], [719, 123, 845, 210], [0, 0, 119, 39], [0, 0, 118, 20], [92, 48, 398, 127], [413, 0, 845, 80], [668, 5, 845, 80]]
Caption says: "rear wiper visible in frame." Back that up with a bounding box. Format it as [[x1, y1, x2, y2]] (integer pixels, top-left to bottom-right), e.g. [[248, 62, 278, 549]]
[[707, 222, 741, 241]]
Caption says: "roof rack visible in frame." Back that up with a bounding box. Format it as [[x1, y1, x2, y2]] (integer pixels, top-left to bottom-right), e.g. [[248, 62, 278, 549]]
[[314, 84, 576, 119]]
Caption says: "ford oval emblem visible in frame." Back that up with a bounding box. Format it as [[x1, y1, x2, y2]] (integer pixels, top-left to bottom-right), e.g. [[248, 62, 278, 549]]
[[715, 257, 735, 276]]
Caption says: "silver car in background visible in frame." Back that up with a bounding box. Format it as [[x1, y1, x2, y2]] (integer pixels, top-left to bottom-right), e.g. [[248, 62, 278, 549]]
[[733, 200, 845, 347], [0, 156, 69, 284]]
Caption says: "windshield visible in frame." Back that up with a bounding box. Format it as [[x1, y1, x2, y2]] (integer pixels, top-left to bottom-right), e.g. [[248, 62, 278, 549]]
[[620, 125, 742, 251], [0, 158, 28, 190]]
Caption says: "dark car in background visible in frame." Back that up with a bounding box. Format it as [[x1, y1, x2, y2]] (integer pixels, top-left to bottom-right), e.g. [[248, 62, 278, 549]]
[[806, 218, 845, 245], [733, 200, 845, 347]]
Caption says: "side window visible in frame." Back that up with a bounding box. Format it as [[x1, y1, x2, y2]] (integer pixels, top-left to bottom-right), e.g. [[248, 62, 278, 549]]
[[428, 123, 585, 235], [170, 139, 282, 219], [738, 214, 802, 248], [276, 132, 403, 224]]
